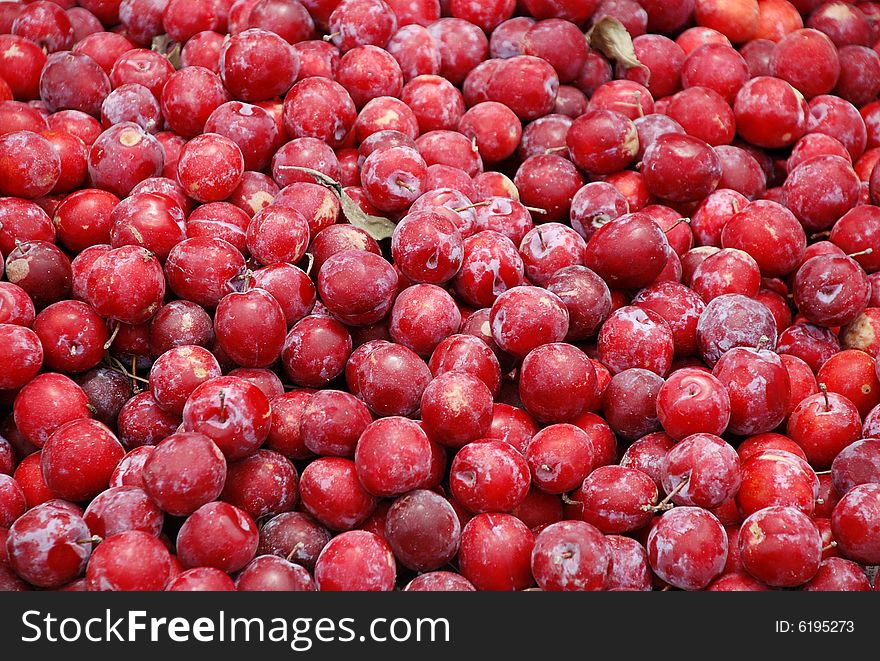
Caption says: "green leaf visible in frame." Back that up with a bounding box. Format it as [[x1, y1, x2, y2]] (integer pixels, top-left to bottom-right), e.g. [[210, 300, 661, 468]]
[[276, 165, 397, 241]]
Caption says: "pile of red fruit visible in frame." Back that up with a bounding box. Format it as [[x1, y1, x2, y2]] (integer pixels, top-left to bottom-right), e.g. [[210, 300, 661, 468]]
[[2, 0, 880, 593]]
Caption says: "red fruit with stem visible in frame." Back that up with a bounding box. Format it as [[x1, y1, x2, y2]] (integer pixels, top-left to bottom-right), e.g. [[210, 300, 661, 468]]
[[181, 376, 272, 461], [656, 368, 731, 439]]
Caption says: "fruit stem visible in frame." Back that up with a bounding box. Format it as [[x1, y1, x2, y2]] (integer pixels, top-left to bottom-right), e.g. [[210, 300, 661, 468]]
[[560, 493, 580, 506], [814, 470, 831, 475], [643, 475, 689, 512], [131, 355, 138, 391], [847, 248, 873, 259], [103, 324, 120, 350], [810, 230, 831, 240], [76, 535, 102, 545], [322, 32, 340, 42], [286, 542, 305, 562], [664, 218, 691, 233], [219, 389, 227, 423], [453, 201, 491, 212], [819, 383, 830, 411], [822, 541, 837, 553], [755, 335, 770, 351], [524, 206, 547, 215], [303, 252, 315, 276]]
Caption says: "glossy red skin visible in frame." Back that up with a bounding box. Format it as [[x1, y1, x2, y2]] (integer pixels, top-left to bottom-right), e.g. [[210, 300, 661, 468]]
[[642, 133, 723, 203], [0, 325, 43, 391], [739, 506, 822, 587], [721, 200, 806, 277], [220, 449, 298, 521], [176, 501, 258, 573], [160, 66, 231, 138], [598, 306, 674, 377], [570, 181, 629, 240], [314, 530, 396, 592], [298, 389, 370, 458], [87, 123, 164, 199], [234, 555, 314, 592], [282, 315, 352, 389], [300, 457, 377, 531], [165, 567, 236, 591], [453, 230, 525, 308], [517, 343, 597, 424], [86, 530, 173, 592], [41, 419, 124, 501], [656, 368, 731, 439], [14, 373, 92, 449], [647, 507, 728, 591], [116, 393, 179, 451], [586, 213, 668, 290], [257, 510, 331, 572], [736, 449, 819, 518], [83, 485, 163, 539], [831, 438, 880, 495], [661, 433, 742, 509], [794, 255, 870, 327], [713, 347, 791, 436], [567, 109, 638, 175], [318, 250, 398, 326], [13, 453, 57, 509], [530, 520, 609, 592], [816, 349, 879, 418], [355, 416, 431, 498], [691, 248, 761, 303], [734, 76, 807, 148], [578, 466, 658, 534], [802, 557, 872, 591], [389, 284, 461, 356], [419, 370, 492, 447], [831, 483, 880, 564], [84, 245, 165, 325], [620, 433, 676, 490], [458, 513, 534, 591], [181, 376, 271, 461], [6, 503, 93, 588]]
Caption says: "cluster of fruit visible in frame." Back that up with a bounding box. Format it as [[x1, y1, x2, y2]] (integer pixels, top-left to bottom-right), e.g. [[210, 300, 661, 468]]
[[2, 0, 880, 592]]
